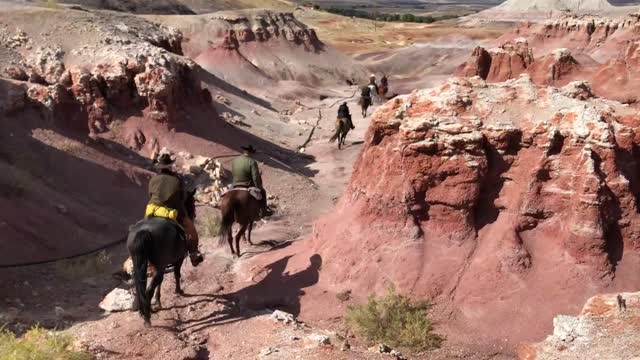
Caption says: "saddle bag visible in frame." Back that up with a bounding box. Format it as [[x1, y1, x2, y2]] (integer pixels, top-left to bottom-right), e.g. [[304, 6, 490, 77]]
[[145, 204, 178, 221]]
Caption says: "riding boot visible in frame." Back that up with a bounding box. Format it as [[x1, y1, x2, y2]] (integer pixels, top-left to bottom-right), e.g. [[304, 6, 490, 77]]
[[182, 217, 203, 267], [259, 189, 273, 218]]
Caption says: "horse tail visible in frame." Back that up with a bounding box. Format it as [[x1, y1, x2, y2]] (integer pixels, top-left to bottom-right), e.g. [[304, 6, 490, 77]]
[[329, 119, 342, 143], [130, 230, 151, 314], [218, 198, 235, 246], [329, 128, 340, 143]]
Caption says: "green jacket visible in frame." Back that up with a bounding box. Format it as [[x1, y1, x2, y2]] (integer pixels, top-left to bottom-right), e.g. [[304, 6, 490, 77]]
[[232, 155, 262, 188], [148, 171, 186, 217]]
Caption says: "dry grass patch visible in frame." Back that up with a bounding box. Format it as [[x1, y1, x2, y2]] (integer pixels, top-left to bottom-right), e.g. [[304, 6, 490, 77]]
[[196, 211, 221, 238], [346, 288, 444, 353], [54, 250, 112, 279], [0, 327, 91, 360]]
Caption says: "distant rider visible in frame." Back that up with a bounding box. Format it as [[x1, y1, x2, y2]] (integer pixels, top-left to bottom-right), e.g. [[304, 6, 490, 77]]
[[360, 85, 372, 109], [380, 74, 389, 97], [146, 153, 203, 266], [232, 145, 272, 217], [337, 102, 354, 130], [368, 74, 379, 96]]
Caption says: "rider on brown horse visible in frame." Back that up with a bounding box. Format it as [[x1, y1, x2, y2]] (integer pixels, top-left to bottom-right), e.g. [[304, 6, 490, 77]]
[[379, 74, 389, 97], [338, 102, 354, 130], [146, 153, 203, 266], [232, 145, 272, 217]]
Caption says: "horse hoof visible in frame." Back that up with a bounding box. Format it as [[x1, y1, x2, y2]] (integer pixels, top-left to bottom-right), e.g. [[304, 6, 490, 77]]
[[175, 289, 184, 296], [144, 321, 151, 328]]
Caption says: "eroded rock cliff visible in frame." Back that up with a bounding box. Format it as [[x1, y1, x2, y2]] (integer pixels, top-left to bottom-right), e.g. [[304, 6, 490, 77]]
[[458, 14, 640, 103], [1, 10, 210, 137], [311, 75, 640, 345]]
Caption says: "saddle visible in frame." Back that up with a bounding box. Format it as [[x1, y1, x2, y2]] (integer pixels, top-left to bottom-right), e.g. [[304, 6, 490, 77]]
[[222, 187, 263, 200], [138, 217, 186, 241]]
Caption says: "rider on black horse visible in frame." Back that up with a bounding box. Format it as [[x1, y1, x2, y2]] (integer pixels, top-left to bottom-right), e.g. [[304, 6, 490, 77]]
[[231, 145, 272, 218], [338, 102, 355, 130], [146, 153, 203, 266]]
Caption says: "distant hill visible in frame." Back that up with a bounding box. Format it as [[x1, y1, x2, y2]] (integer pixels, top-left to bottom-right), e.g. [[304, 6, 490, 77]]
[[4, 0, 294, 14], [494, 0, 613, 11]]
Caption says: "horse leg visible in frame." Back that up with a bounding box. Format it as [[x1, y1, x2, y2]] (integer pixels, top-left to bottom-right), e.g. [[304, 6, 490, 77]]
[[247, 222, 254, 245], [226, 226, 235, 257], [235, 223, 248, 258], [174, 258, 185, 296], [154, 282, 162, 309], [146, 271, 165, 315]]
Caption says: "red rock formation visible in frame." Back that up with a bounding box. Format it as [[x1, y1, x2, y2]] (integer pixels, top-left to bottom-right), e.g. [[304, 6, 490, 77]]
[[486, 38, 534, 81], [212, 11, 324, 52], [459, 14, 640, 103], [457, 39, 536, 82], [310, 76, 640, 346], [527, 48, 581, 85], [591, 39, 640, 103], [4, 25, 208, 134], [456, 46, 492, 79]]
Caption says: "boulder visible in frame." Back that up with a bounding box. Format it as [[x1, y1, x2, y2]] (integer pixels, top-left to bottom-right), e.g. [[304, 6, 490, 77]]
[[270, 309, 297, 324], [306, 333, 331, 347], [99, 288, 136, 312]]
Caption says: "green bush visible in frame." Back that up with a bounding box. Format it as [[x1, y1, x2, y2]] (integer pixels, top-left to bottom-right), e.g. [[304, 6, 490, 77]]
[[345, 288, 444, 352], [322, 7, 456, 24], [0, 327, 91, 360]]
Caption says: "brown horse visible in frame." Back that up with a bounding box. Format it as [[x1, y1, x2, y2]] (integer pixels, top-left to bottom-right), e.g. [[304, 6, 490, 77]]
[[359, 96, 371, 117], [329, 117, 353, 149], [378, 83, 388, 98], [218, 189, 261, 257]]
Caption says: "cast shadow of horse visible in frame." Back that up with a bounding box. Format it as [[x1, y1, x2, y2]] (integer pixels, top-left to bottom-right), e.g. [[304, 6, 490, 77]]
[[176, 254, 322, 333]]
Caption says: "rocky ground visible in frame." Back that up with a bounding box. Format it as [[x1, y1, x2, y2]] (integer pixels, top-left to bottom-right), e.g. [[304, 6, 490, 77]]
[[520, 291, 640, 359]]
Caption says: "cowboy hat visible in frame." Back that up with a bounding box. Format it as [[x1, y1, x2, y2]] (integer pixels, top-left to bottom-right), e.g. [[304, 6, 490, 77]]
[[241, 145, 257, 153], [155, 153, 175, 169]]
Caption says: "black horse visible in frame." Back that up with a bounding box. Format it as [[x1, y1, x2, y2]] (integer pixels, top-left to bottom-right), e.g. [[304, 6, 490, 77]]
[[127, 190, 196, 326]]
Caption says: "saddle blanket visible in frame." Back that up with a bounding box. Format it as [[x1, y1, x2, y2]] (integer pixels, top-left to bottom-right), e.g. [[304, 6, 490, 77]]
[[222, 187, 263, 200]]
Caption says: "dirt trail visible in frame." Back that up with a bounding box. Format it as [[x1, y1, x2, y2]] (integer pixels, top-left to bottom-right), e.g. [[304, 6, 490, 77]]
[[0, 88, 380, 359]]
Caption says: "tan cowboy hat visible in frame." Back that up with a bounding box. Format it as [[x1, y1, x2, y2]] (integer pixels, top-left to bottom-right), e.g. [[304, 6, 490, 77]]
[[155, 153, 175, 169], [241, 145, 257, 154]]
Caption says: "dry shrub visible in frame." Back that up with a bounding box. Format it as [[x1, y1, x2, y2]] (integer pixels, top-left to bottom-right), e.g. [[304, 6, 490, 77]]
[[196, 212, 221, 238], [54, 250, 112, 279], [345, 288, 444, 352], [45, 0, 59, 9], [0, 327, 91, 360]]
